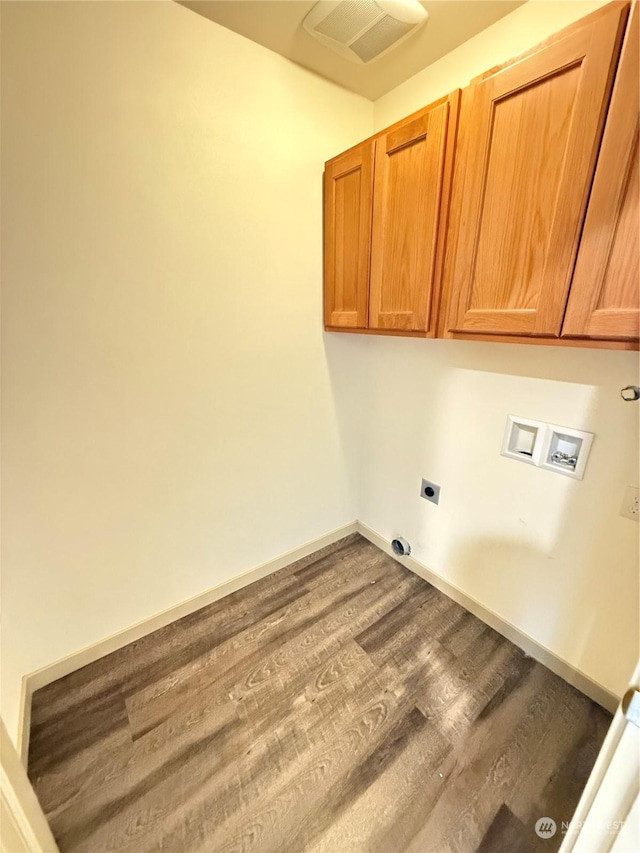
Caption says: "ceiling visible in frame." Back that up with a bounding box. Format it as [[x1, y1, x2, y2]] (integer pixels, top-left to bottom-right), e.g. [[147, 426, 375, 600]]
[[178, 1, 525, 101]]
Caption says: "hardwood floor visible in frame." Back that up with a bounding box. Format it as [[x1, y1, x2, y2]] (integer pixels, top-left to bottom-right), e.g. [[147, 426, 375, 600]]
[[28, 534, 611, 853]]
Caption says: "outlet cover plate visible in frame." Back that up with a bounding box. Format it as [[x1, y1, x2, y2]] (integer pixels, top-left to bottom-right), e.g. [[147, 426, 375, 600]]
[[620, 486, 640, 522], [420, 478, 440, 505]]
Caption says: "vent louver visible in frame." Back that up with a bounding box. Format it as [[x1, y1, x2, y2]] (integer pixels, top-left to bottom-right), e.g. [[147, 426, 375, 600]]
[[314, 0, 381, 44], [303, 0, 428, 65]]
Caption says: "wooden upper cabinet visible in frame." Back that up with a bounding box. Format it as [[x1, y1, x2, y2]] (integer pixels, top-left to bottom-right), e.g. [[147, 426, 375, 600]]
[[324, 142, 374, 329], [562, 4, 639, 341], [324, 93, 459, 336], [369, 97, 453, 334], [444, 3, 629, 339]]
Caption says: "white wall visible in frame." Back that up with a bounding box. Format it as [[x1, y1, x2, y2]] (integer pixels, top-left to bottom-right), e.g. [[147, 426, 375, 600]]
[[375, 0, 614, 126], [0, 0, 372, 743], [326, 0, 639, 701], [2, 0, 638, 751]]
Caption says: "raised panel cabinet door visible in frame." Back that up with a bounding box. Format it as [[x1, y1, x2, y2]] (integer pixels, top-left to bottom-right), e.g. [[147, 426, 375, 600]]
[[368, 99, 450, 333], [562, 4, 639, 342], [445, 3, 629, 339], [323, 143, 374, 329]]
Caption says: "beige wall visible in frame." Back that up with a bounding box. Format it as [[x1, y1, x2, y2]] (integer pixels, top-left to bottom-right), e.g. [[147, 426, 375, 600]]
[[0, 0, 372, 743], [2, 0, 638, 749], [375, 0, 614, 126], [328, 0, 639, 701]]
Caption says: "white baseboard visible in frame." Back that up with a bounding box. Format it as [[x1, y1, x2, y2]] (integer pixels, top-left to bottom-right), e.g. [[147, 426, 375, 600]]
[[17, 521, 358, 764], [1, 720, 60, 852], [356, 521, 620, 714], [18, 517, 619, 767]]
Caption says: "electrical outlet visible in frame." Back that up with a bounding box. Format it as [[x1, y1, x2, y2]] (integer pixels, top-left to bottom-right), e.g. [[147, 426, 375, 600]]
[[620, 486, 640, 522], [420, 478, 440, 505]]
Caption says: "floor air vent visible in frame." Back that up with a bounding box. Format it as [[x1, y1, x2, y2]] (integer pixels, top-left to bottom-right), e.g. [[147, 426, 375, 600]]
[[303, 0, 428, 64]]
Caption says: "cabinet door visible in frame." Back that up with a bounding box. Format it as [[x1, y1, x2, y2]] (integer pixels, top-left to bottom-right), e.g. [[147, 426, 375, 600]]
[[562, 5, 639, 342], [323, 143, 374, 329], [368, 100, 450, 333], [445, 3, 628, 339]]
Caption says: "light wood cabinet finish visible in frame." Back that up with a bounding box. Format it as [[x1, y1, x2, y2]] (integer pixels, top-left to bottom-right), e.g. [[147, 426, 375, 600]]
[[324, 94, 459, 337], [369, 98, 450, 334], [323, 143, 373, 329], [323, 2, 637, 350], [444, 2, 629, 339], [562, 4, 639, 341]]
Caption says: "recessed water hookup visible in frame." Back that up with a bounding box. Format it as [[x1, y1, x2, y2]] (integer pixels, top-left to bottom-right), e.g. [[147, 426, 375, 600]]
[[539, 424, 594, 480], [501, 415, 594, 480], [501, 416, 545, 466]]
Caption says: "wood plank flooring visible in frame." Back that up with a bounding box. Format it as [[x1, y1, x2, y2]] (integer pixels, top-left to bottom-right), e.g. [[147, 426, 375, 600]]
[[28, 534, 612, 853]]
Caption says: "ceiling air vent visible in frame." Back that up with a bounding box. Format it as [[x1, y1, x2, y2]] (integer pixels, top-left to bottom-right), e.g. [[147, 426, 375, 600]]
[[303, 0, 428, 65]]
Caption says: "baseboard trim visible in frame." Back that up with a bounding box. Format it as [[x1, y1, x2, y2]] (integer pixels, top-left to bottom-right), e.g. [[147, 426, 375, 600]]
[[356, 521, 620, 714], [18, 517, 619, 765], [16, 682, 31, 772], [17, 521, 358, 765], [2, 720, 60, 852]]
